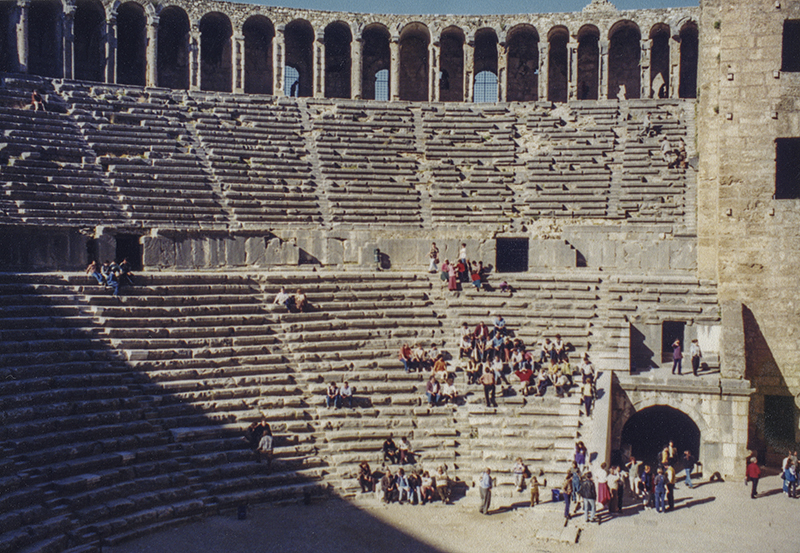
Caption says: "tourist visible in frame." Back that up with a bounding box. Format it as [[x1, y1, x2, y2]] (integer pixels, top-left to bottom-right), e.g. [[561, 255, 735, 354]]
[[690, 339, 702, 376], [455, 258, 468, 284], [105, 262, 121, 296], [512, 458, 528, 492], [665, 463, 676, 510], [538, 339, 553, 365], [432, 355, 448, 381], [492, 313, 506, 337], [294, 289, 308, 311], [783, 463, 797, 497], [441, 377, 458, 405], [579, 353, 595, 383], [396, 468, 412, 504], [654, 466, 667, 513], [595, 462, 611, 513], [478, 467, 492, 514], [466, 353, 482, 385], [474, 322, 490, 354], [499, 280, 510, 294], [421, 471, 436, 504], [574, 442, 587, 468], [340, 381, 354, 408], [579, 471, 598, 523], [470, 262, 482, 291], [428, 242, 439, 273], [459, 331, 473, 359], [530, 474, 541, 507], [408, 470, 422, 504], [554, 370, 570, 397], [440, 259, 451, 286], [380, 469, 397, 503], [426, 375, 442, 406], [480, 367, 498, 408], [534, 368, 549, 396], [428, 343, 441, 369], [398, 437, 412, 465], [562, 471, 574, 525], [683, 450, 695, 488], [447, 260, 459, 292], [514, 364, 534, 396], [640, 111, 653, 138], [571, 466, 582, 516], [490, 355, 509, 388], [436, 465, 451, 504], [399, 343, 413, 373], [459, 243, 468, 266], [358, 461, 375, 492], [325, 381, 341, 409], [661, 135, 673, 164], [118, 258, 134, 285], [257, 431, 274, 469], [626, 455, 643, 496], [640, 464, 654, 509], [582, 378, 594, 416], [85, 260, 105, 285], [746, 457, 761, 499], [412, 343, 427, 372], [553, 334, 566, 362], [383, 435, 399, 464], [607, 466, 621, 515], [273, 286, 294, 311], [31, 90, 45, 111]]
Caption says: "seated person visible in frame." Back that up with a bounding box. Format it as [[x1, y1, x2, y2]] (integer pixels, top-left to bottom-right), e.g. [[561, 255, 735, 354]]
[[358, 461, 375, 492], [380, 469, 397, 503], [499, 280, 510, 293], [466, 355, 482, 385], [85, 260, 105, 285], [399, 343, 413, 373], [412, 344, 427, 371], [491, 355, 509, 386], [428, 344, 441, 369], [118, 258, 135, 286], [294, 289, 308, 312], [273, 286, 295, 311], [408, 471, 422, 505], [459, 333, 474, 359], [492, 314, 506, 336], [489, 333, 505, 359], [456, 260, 468, 283], [435, 465, 451, 503], [105, 262, 122, 296], [426, 375, 442, 406], [325, 381, 341, 409], [534, 369, 550, 396], [554, 370, 570, 397], [474, 322, 490, 345], [509, 347, 525, 372], [398, 437, 413, 465], [502, 337, 514, 363], [471, 262, 483, 291], [441, 377, 458, 404], [538, 339, 553, 365], [340, 381, 354, 408], [553, 334, 566, 362], [514, 365, 534, 396], [396, 468, 412, 504], [432, 356, 448, 381], [31, 89, 46, 111], [383, 436, 399, 464], [421, 471, 436, 504], [257, 432, 274, 468]]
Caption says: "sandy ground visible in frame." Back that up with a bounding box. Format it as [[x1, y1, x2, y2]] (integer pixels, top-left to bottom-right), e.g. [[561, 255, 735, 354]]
[[107, 473, 798, 553]]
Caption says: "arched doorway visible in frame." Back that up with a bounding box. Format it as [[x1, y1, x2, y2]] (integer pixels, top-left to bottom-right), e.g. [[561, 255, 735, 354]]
[[324, 21, 351, 99], [29, 0, 63, 78], [506, 24, 538, 102], [116, 2, 146, 86], [74, 0, 106, 82], [577, 25, 599, 100], [474, 28, 497, 102], [361, 24, 390, 101], [547, 26, 569, 103], [157, 6, 190, 89], [285, 19, 314, 98], [0, 2, 18, 72], [399, 22, 429, 101], [608, 20, 641, 99], [649, 24, 670, 98], [439, 26, 464, 102], [679, 22, 698, 99], [243, 15, 274, 95], [200, 12, 233, 92], [621, 405, 701, 467]]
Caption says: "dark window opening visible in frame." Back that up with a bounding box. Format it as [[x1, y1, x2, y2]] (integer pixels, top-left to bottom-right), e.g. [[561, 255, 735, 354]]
[[782, 20, 800, 72], [764, 395, 796, 444], [0, 2, 18, 73], [243, 15, 274, 95], [496, 238, 529, 273], [199, 12, 233, 93], [117, 2, 147, 86], [548, 29, 568, 103], [361, 25, 390, 101], [399, 23, 429, 102], [577, 26, 599, 100], [608, 21, 641, 100], [29, 0, 62, 78], [157, 6, 190, 89], [506, 25, 539, 102], [74, 0, 106, 82], [285, 19, 314, 98], [776, 138, 800, 199], [324, 22, 352, 99], [439, 27, 464, 102], [662, 320, 685, 363], [116, 235, 142, 271], [650, 24, 670, 99], [679, 23, 698, 99]]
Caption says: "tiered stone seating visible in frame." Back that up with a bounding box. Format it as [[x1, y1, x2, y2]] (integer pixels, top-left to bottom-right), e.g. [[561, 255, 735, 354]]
[[310, 101, 423, 227], [192, 96, 322, 226], [423, 105, 518, 225], [58, 84, 228, 227]]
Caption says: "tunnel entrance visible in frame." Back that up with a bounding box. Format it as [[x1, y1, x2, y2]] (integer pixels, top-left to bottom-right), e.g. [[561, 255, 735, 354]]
[[621, 405, 700, 467]]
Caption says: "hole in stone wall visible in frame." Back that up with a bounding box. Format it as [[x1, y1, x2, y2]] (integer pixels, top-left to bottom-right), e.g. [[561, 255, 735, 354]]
[[763, 395, 796, 445], [157, 6, 190, 90], [548, 27, 569, 103], [661, 320, 685, 364], [200, 12, 233, 93], [117, 2, 147, 86], [495, 238, 529, 273], [775, 137, 800, 199], [506, 25, 539, 102], [439, 27, 464, 102], [399, 23, 430, 102], [361, 24, 390, 101], [0, 2, 18, 73], [608, 20, 641, 99], [649, 24, 670, 99], [679, 22, 698, 99], [324, 21, 351, 99], [243, 15, 274, 95], [285, 19, 314, 98], [115, 234, 143, 271], [577, 25, 599, 100]]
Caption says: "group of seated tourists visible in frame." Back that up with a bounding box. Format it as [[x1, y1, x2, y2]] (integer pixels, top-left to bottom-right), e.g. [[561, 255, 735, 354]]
[[324, 380, 355, 409], [359, 446, 454, 505], [273, 286, 309, 312], [85, 259, 134, 296]]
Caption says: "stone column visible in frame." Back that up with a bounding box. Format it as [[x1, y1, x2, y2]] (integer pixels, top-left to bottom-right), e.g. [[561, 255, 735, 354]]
[[429, 40, 439, 102], [567, 41, 577, 100], [640, 39, 650, 99], [497, 41, 507, 103], [464, 37, 474, 102], [62, 1, 75, 80], [669, 33, 680, 98], [233, 32, 245, 93], [314, 30, 324, 98], [106, 10, 117, 84], [351, 37, 362, 99], [538, 42, 549, 101], [189, 24, 200, 91], [146, 13, 159, 87], [390, 35, 400, 101], [599, 39, 609, 99], [15, 0, 29, 73], [274, 25, 285, 96]]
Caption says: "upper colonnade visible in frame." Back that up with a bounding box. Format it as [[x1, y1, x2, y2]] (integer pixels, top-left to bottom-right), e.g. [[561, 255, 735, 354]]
[[0, 0, 699, 101]]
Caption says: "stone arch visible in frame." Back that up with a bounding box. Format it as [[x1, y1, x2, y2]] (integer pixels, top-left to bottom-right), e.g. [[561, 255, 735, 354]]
[[361, 23, 390, 101], [439, 26, 464, 103], [399, 22, 429, 101], [577, 24, 599, 100], [29, 0, 63, 78], [324, 21, 351, 99], [0, 1, 18, 72], [474, 27, 498, 80], [620, 404, 702, 467], [547, 26, 568, 103], [199, 12, 232, 92], [157, 5, 190, 89], [679, 20, 698, 99], [608, 20, 641, 99], [74, 0, 106, 82], [285, 19, 314, 98], [506, 24, 539, 102], [243, 15, 274, 95], [649, 23, 670, 98], [116, 1, 146, 86]]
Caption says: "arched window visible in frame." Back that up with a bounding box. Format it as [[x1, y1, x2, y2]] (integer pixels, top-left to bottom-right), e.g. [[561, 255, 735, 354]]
[[200, 12, 233, 92], [117, 2, 147, 86], [547, 27, 569, 103], [679, 22, 698, 99], [439, 27, 464, 102], [157, 6, 190, 89], [649, 24, 670, 99], [361, 24, 390, 101], [608, 20, 641, 99], [324, 22, 351, 99], [74, 0, 106, 82], [243, 15, 274, 95], [0, 2, 18, 72], [506, 25, 539, 102], [399, 23, 430, 101], [285, 66, 300, 97], [474, 28, 498, 101], [577, 25, 599, 100], [474, 70, 497, 103], [285, 20, 314, 98], [29, 0, 62, 78], [374, 68, 389, 101]]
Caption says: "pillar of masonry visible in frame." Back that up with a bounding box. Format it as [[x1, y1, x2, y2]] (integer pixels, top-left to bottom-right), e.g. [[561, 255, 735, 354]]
[[16, 0, 29, 73], [538, 42, 549, 101], [640, 39, 650, 98], [429, 41, 439, 102], [567, 41, 577, 100], [314, 30, 324, 98], [273, 25, 285, 96], [351, 37, 362, 99], [62, 1, 75, 80], [146, 13, 158, 87], [389, 36, 400, 101], [233, 32, 245, 93], [497, 40, 507, 102], [106, 11, 117, 84], [669, 32, 680, 98], [189, 24, 200, 90], [464, 37, 474, 102], [599, 39, 609, 99]]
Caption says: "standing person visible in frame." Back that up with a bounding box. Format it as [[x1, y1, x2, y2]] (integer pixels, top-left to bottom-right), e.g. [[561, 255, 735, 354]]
[[440, 260, 451, 287], [479, 368, 498, 408], [436, 465, 451, 504], [690, 339, 702, 376], [640, 465, 654, 509], [478, 468, 493, 515], [530, 474, 541, 507], [511, 458, 528, 492], [31, 89, 45, 111], [683, 450, 695, 489], [562, 472, 574, 525], [665, 463, 676, 511], [574, 442, 587, 469], [582, 378, 594, 417], [606, 466, 620, 515], [595, 462, 611, 512], [654, 466, 667, 513], [459, 243, 468, 267], [626, 456, 643, 496], [783, 463, 797, 497], [447, 261, 459, 292], [579, 472, 598, 524], [671, 339, 683, 375], [428, 242, 440, 274], [746, 457, 761, 499]]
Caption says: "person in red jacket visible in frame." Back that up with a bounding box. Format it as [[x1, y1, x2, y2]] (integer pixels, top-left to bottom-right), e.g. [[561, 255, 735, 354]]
[[746, 457, 761, 499]]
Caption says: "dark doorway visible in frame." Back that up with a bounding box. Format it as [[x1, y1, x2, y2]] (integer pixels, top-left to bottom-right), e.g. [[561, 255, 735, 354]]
[[324, 21, 351, 99], [662, 320, 685, 364], [117, 1, 147, 86], [361, 24, 390, 101], [116, 235, 142, 270], [679, 22, 698, 99], [764, 395, 796, 446], [621, 405, 701, 467], [782, 20, 800, 72], [608, 20, 641, 100], [496, 238, 529, 273], [649, 24, 670, 98], [439, 27, 464, 102], [28, 0, 62, 78], [285, 19, 314, 98], [577, 25, 599, 100], [243, 15, 274, 95], [157, 6, 190, 89]]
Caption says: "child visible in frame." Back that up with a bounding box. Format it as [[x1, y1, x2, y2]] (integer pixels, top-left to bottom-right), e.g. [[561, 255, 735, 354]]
[[530, 475, 540, 507]]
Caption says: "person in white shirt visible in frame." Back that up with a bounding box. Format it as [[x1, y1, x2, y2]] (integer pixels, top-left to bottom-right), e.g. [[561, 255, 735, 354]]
[[441, 378, 458, 405], [273, 286, 293, 310], [690, 339, 702, 376], [340, 381, 354, 409]]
